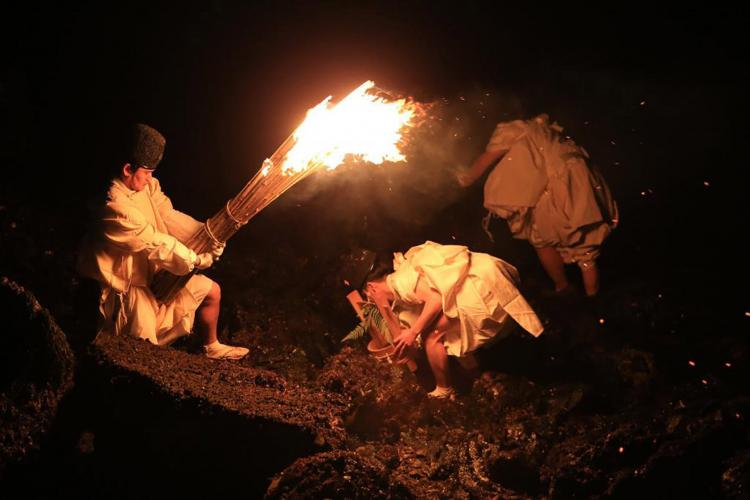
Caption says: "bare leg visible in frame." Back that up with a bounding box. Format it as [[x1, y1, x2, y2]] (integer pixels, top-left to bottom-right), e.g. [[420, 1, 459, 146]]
[[424, 328, 450, 389], [580, 261, 600, 297], [456, 353, 481, 379], [535, 246, 569, 291], [196, 282, 248, 360], [195, 282, 221, 346]]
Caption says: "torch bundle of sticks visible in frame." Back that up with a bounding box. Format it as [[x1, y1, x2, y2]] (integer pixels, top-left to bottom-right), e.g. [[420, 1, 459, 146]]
[[151, 81, 419, 304], [150, 134, 310, 303]]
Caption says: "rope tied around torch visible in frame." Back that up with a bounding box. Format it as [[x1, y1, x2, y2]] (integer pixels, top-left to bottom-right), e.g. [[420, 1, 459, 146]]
[[203, 218, 224, 251], [224, 201, 245, 230], [149, 133, 301, 304]]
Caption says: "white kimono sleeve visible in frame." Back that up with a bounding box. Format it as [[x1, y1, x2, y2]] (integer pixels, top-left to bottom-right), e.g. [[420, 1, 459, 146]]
[[101, 201, 197, 276]]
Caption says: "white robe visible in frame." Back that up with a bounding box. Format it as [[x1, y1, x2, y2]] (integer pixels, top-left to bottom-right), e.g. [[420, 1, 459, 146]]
[[78, 178, 212, 345], [483, 115, 618, 265], [386, 241, 543, 357]]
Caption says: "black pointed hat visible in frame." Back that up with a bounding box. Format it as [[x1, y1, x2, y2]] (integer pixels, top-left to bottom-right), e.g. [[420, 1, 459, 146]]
[[127, 123, 165, 170]]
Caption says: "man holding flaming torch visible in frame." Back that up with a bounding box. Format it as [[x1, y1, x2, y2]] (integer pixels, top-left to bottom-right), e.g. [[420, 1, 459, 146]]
[[78, 82, 419, 360], [77, 123, 249, 360]]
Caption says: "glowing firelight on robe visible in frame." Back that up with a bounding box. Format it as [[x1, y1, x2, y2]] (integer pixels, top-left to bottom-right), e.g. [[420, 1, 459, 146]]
[[281, 81, 418, 173]]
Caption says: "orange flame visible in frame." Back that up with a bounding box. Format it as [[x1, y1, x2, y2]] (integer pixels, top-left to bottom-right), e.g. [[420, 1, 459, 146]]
[[281, 81, 419, 173]]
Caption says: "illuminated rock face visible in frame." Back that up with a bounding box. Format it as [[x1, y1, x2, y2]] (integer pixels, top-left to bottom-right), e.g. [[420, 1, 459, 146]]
[[82, 333, 348, 497], [0, 277, 74, 476]]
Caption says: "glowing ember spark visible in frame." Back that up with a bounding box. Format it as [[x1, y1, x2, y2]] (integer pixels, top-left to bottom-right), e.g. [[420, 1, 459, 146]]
[[281, 81, 419, 173], [688, 360, 696, 367]]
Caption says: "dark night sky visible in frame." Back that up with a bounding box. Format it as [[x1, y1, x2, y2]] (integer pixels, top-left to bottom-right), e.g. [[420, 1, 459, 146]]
[[0, 1, 744, 272]]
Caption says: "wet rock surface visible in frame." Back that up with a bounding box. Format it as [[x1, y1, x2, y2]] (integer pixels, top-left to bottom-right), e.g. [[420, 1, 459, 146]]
[[1, 183, 748, 498], [266, 450, 413, 499]]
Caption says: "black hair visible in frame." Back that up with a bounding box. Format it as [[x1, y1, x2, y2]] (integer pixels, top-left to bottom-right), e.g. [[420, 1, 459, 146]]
[[361, 259, 392, 288], [359, 259, 394, 303]]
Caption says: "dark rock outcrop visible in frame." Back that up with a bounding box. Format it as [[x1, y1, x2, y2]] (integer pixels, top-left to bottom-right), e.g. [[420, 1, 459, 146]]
[[83, 333, 348, 497], [0, 277, 74, 476]]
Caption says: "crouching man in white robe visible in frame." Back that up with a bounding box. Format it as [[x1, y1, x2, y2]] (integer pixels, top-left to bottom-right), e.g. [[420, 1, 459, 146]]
[[78, 123, 248, 360], [365, 241, 544, 398]]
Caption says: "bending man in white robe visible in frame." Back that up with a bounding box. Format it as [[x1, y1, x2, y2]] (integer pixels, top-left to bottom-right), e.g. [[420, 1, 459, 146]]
[[458, 114, 618, 297], [365, 241, 543, 398]]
